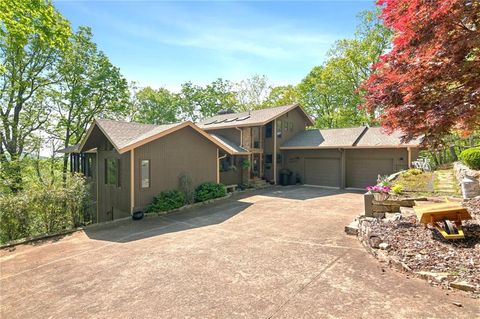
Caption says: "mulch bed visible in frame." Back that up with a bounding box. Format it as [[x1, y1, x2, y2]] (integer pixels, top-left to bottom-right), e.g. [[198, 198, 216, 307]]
[[366, 197, 480, 294]]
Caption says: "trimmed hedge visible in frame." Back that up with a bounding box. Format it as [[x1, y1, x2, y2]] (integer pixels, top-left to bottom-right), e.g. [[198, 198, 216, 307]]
[[148, 190, 186, 212], [459, 147, 480, 170], [194, 182, 226, 202]]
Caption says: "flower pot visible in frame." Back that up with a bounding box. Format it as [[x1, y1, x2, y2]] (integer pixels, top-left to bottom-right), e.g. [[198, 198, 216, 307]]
[[132, 210, 144, 220], [373, 192, 389, 201]]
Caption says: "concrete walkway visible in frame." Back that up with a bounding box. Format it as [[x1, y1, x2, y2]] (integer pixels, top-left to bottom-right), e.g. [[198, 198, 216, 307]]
[[1, 187, 478, 318]]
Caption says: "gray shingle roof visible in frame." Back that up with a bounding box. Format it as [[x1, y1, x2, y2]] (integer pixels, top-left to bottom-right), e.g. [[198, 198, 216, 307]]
[[355, 127, 421, 146], [78, 119, 236, 154], [210, 134, 250, 155], [95, 118, 161, 150], [281, 126, 421, 149], [281, 127, 367, 148], [197, 104, 313, 130]]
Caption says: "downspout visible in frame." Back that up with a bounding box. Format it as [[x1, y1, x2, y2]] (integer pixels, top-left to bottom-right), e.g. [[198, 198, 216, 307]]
[[273, 120, 277, 184], [217, 149, 227, 183], [235, 127, 243, 147], [96, 150, 99, 223], [130, 148, 135, 214]]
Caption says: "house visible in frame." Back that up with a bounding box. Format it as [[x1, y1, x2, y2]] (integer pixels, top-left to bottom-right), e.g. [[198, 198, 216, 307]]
[[198, 104, 421, 189], [64, 119, 235, 222], [65, 104, 421, 222]]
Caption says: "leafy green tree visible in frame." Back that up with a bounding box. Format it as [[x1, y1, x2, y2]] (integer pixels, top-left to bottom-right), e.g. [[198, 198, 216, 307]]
[[197, 78, 237, 118], [0, 0, 72, 191], [133, 87, 179, 124], [176, 82, 204, 122], [262, 85, 299, 108], [176, 79, 237, 121], [52, 26, 129, 180], [235, 75, 270, 111], [299, 9, 391, 128]]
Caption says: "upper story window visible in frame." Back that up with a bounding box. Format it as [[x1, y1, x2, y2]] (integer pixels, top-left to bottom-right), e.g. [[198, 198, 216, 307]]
[[276, 120, 282, 138], [265, 122, 273, 138], [105, 158, 120, 186], [252, 127, 260, 148], [141, 160, 150, 188]]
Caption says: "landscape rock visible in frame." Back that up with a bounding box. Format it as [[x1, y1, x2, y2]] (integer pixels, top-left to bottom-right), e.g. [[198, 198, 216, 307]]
[[415, 271, 450, 283], [357, 204, 480, 295], [450, 281, 478, 293], [345, 220, 359, 236], [379, 242, 390, 250], [369, 235, 383, 248]]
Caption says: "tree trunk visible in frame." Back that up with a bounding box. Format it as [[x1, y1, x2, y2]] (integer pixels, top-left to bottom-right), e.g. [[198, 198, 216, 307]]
[[449, 146, 458, 162]]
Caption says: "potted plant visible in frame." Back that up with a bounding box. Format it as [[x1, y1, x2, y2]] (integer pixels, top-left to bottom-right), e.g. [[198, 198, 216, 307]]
[[366, 185, 391, 201]]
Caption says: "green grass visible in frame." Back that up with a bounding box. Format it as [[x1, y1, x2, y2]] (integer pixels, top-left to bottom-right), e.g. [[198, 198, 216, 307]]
[[394, 171, 434, 195], [392, 169, 461, 197]]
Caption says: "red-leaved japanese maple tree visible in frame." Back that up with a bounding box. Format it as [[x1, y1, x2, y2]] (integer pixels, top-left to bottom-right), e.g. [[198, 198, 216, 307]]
[[362, 0, 480, 145]]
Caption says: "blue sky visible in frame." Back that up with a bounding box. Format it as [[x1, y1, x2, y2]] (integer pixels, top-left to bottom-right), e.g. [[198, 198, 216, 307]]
[[55, 1, 375, 91]]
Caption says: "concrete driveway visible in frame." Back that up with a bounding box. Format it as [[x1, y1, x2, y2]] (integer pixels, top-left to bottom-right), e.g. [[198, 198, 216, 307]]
[[1, 186, 478, 318]]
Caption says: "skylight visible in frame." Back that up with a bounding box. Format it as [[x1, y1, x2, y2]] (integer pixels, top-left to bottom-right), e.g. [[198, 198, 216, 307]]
[[236, 115, 250, 121]]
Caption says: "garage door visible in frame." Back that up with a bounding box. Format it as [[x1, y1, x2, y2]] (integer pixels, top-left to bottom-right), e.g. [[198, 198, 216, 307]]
[[346, 158, 394, 189], [304, 158, 341, 188]]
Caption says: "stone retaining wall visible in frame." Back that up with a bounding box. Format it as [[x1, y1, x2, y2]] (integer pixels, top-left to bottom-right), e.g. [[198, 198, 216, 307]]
[[453, 161, 480, 198], [364, 193, 426, 218]]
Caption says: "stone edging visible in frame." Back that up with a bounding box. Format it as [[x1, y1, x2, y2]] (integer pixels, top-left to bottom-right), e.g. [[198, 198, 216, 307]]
[[356, 216, 479, 295]]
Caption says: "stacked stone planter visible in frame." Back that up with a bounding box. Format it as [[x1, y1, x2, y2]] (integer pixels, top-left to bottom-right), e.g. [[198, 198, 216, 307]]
[[364, 193, 427, 218]]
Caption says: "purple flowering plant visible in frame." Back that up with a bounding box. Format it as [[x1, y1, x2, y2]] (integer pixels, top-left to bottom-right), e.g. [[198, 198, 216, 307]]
[[366, 185, 391, 194]]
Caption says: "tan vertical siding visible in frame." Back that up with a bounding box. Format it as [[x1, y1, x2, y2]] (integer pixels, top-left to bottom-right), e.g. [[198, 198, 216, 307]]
[[275, 108, 309, 182], [96, 145, 131, 222], [133, 126, 218, 210]]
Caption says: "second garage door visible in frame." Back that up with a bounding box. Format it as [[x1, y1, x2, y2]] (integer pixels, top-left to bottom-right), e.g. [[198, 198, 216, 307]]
[[346, 158, 394, 189], [304, 158, 341, 188]]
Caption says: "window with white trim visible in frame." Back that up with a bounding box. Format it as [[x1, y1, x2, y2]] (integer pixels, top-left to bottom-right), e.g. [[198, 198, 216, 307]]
[[141, 160, 150, 188]]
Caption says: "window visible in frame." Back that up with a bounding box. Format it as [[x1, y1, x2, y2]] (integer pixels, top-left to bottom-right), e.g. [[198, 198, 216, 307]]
[[276, 153, 282, 164], [220, 155, 232, 172], [265, 122, 273, 138], [141, 160, 150, 188], [85, 156, 93, 177], [252, 127, 260, 148], [276, 120, 282, 138], [105, 158, 119, 186], [265, 154, 273, 164]]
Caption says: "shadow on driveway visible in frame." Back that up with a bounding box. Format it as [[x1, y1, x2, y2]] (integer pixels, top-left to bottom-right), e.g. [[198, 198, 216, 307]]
[[84, 186, 362, 244], [84, 198, 253, 243]]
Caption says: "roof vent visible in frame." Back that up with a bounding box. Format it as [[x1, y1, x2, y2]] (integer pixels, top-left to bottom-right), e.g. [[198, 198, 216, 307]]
[[217, 109, 235, 115]]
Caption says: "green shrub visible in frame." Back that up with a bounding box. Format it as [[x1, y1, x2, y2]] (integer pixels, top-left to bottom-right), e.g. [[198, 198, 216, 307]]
[[148, 190, 186, 212], [459, 147, 480, 170], [194, 182, 226, 202], [401, 168, 423, 178], [0, 174, 89, 244], [391, 184, 403, 195]]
